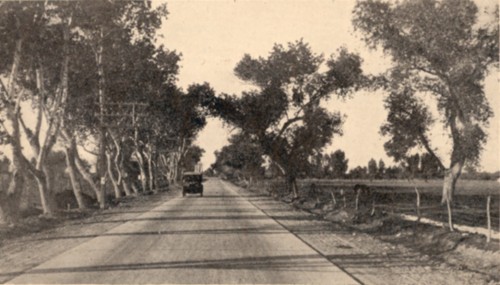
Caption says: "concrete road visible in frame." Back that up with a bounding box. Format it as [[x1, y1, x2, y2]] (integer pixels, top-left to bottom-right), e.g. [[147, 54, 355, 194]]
[[9, 178, 359, 284]]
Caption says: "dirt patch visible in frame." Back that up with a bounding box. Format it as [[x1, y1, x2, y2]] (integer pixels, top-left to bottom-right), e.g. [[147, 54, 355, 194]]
[[362, 216, 500, 280], [0, 187, 180, 283]]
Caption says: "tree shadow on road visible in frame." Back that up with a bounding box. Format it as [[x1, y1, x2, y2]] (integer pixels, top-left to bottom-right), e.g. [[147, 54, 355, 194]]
[[31, 225, 292, 241], [1, 254, 341, 278], [1, 252, 431, 281]]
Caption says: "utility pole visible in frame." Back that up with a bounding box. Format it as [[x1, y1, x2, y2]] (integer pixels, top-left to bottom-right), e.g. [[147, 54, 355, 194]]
[[97, 28, 107, 209]]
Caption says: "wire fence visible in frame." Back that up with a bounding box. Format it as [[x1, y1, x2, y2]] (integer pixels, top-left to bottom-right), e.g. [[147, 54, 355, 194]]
[[249, 178, 500, 239]]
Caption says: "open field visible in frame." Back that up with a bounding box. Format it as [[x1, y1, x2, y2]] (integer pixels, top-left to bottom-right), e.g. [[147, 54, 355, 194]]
[[298, 179, 500, 196], [260, 178, 500, 232]]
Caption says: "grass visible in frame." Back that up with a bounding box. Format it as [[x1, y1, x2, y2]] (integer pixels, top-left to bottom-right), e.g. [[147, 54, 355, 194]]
[[254, 178, 500, 231], [298, 178, 500, 196]]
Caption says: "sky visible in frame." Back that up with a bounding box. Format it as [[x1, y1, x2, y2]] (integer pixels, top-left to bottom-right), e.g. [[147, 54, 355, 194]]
[[155, 0, 499, 172]]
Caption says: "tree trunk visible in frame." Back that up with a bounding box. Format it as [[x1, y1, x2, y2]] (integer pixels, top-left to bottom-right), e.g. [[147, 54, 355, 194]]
[[122, 175, 133, 196], [135, 150, 148, 192], [33, 173, 52, 215], [115, 146, 132, 196], [0, 168, 24, 224], [441, 159, 463, 231], [146, 148, 155, 192], [0, 38, 24, 223], [64, 142, 87, 209], [106, 151, 122, 199], [286, 174, 298, 198], [441, 159, 464, 204], [118, 149, 133, 196], [74, 148, 101, 204], [119, 157, 132, 196], [171, 153, 178, 185], [96, 28, 107, 209]]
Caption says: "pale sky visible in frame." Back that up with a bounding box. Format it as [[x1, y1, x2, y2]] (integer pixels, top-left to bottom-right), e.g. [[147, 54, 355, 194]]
[[156, 0, 499, 172]]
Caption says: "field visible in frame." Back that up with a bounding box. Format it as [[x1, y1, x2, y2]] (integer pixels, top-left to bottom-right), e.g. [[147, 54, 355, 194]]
[[298, 178, 500, 195], [263, 178, 500, 232]]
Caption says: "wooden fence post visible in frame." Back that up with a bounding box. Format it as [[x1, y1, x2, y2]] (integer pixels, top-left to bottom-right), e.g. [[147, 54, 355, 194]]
[[487, 195, 491, 243], [340, 189, 346, 208], [370, 198, 375, 216], [446, 199, 454, 232], [355, 191, 360, 211], [330, 190, 337, 207], [415, 187, 421, 222]]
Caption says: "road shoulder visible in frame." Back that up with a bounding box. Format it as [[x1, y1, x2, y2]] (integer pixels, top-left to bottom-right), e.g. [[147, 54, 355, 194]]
[[223, 180, 495, 285], [0, 189, 180, 283]]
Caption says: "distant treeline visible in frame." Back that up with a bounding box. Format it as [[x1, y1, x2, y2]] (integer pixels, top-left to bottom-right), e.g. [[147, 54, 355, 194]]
[[210, 147, 499, 182]]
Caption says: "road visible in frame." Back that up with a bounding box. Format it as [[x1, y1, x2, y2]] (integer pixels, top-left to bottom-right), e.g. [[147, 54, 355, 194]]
[[9, 178, 359, 284]]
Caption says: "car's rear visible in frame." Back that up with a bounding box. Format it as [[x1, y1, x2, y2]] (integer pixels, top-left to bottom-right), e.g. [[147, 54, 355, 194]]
[[182, 173, 204, 197]]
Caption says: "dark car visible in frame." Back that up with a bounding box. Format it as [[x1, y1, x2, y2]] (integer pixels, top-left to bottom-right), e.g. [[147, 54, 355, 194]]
[[182, 172, 203, 197]]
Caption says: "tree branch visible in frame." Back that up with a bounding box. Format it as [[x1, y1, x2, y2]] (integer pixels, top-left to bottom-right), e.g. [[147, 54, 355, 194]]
[[275, 116, 304, 139], [18, 112, 40, 154], [418, 132, 445, 170]]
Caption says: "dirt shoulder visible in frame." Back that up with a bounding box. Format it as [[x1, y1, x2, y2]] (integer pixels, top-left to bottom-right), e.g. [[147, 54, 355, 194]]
[[0, 188, 180, 284], [225, 181, 500, 285]]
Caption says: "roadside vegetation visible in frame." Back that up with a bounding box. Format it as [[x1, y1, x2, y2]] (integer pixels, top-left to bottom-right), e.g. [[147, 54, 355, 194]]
[[207, 0, 498, 233], [0, 0, 498, 275], [207, 0, 499, 274], [0, 1, 209, 226]]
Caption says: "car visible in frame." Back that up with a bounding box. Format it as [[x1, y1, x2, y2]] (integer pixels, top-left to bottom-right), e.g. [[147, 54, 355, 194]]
[[182, 172, 204, 197]]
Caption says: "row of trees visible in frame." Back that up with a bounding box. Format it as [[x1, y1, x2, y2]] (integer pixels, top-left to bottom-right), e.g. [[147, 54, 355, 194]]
[[211, 140, 443, 181], [206, 0, 498, 212], [0, 1, 210, 224], [204, 40, 365, 197]]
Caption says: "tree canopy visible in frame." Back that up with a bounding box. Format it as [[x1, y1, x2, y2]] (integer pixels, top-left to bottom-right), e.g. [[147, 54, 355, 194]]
[[205, 40, 364, 196], [353, 0, 499, 203]]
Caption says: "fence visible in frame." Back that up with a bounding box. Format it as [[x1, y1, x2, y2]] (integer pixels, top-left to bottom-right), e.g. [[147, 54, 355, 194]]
[[247, 178, 500, 242]]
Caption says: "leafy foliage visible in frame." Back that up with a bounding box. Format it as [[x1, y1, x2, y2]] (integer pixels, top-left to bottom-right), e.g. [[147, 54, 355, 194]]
[[354, 0, 498, 166], [324, 150, 349, 179], [206, 40, 364, 193], [211, 133, 265, 180], [353, 0, 498, 203]]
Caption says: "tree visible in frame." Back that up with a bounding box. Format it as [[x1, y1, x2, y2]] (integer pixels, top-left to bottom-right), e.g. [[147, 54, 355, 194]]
[[179, 145, 205, 173], [205, 40, 364, 197], [378, 159, 386, 179], [349, 166, 368, 179], [162, 84, 210, 183], [324, 150, 349, 179], [404, 154, 421, 179], [385, 165, 403, 179], [353, 0, 498, 206], [0, 1, 179, 220], [367, 158, 378, 180], [212, 133, 265, 184], [0, 2, 75, 217], [71, 0, 170, 203], [421, 153, 443, 180]]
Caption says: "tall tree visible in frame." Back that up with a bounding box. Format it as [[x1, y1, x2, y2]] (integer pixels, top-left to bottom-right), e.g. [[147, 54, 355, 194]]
[[308, 152, 325, 179], [367, 158, 378, 180], [205, 40, 364, 197], [421, 153, 443, 180], [353, 0, 498, 204], [179, 145, 205, 173], [324, 149, 349, 179], [0, 2, 76, 217], [404, 153, 421, 179], [212, 133, 265, 184], [349, 166, 368, 179], [164, 83, 209, 183], [378, 159, 386, 179]]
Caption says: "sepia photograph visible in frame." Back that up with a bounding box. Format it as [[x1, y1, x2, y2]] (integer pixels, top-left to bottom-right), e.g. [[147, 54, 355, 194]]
[[0, 0, 498, 284]]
